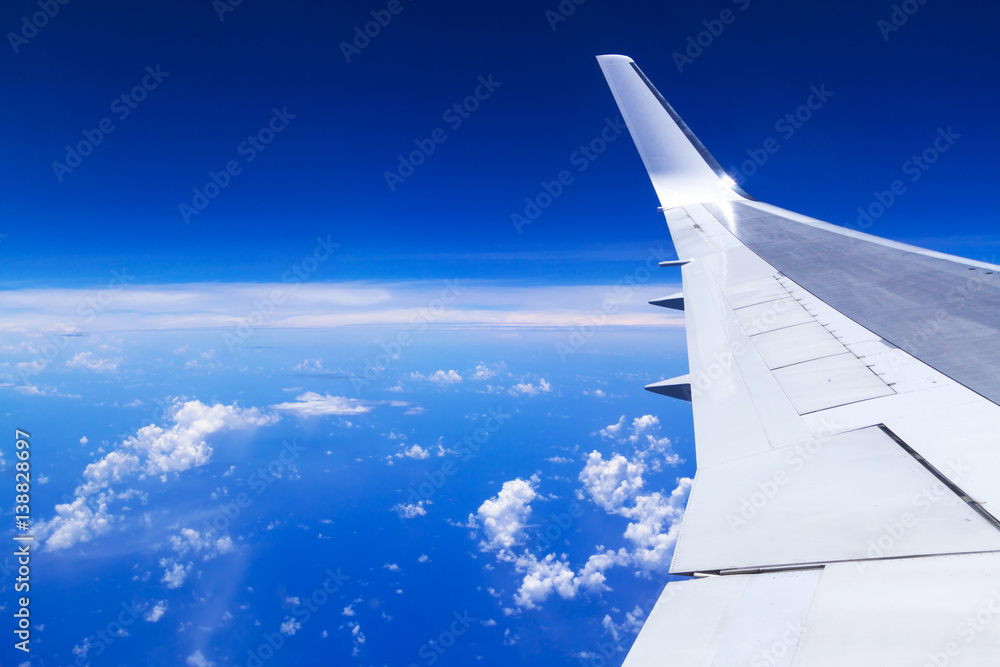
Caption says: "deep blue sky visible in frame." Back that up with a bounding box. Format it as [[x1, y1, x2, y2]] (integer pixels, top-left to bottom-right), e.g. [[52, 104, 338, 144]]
[[2, 0, 998, 285]]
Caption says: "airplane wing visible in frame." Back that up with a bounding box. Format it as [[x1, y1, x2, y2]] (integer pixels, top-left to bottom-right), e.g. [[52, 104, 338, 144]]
[[597, 54, 1000, 666]]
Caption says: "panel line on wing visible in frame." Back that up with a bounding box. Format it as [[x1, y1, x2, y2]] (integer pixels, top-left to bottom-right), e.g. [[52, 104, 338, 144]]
[[877, 424, 1000, 532]]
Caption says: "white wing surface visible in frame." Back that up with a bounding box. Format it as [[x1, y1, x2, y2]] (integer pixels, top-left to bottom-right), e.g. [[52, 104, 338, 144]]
[[598, 54, 1000, 666]]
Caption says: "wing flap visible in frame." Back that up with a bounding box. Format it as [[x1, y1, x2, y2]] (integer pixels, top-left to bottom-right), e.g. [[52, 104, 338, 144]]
[[625, 553, 1000, 667]]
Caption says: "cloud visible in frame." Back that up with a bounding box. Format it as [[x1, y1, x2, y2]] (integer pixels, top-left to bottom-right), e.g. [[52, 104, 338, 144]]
[[599, 416, 626, 440], [186, 650, 215, 667], [144, 601, 167, 622], [472, 364, 497, 380], [579, 451, 692, 571], [40, 497, 113, 551], [348, 622, 366, 656], [342, 605, 356, 617], [66, 351, 120, 373], [579, 452, 645, 512], [2, 381, 80, 398], [602, 606, 646, 644], [387, 444, 430, 463], [410, 369, 463, 384], [598, 415, 680, 469], [621, 482, 692, 571], [509, 378, 551, 396], [280, 617, 302, 636], [271, 392, 374, 417], [512, 552, 578, 609], [160, 558, 192, 589], [0, 282, 683, 333], [575, 548, 631, 594], [468, 476, 539, 552], [505, 547, 630, 610], [383, 563, 400, 572], [468, 435, 691, 611], [101, 400, 275, 484], [38, 400, 277, 551], [467, 476, 631, 609], [169, 528, 234, 560], [392, 502, 427, 519], [292, 359, 324, 372]]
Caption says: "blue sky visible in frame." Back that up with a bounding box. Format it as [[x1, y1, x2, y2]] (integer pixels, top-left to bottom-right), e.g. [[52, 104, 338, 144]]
[[2, 1, 999, 665], [1, 0, 999, 286]]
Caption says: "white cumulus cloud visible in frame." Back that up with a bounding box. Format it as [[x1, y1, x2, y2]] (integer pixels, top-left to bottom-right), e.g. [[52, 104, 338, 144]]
[[280, 617, 302, 636], [144, 601, 168, 622], [160, 558, 192, 589], [37, 400, 276, 552], [392, 501, 427, 519], [509, 378, 551, 396], [410, 370, 462, 384], [468, 476, 538, 552], [186, 650, 215, 667]]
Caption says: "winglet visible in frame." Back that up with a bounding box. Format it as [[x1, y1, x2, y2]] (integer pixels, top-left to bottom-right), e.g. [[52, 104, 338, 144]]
[[596, 55, 749, 210]]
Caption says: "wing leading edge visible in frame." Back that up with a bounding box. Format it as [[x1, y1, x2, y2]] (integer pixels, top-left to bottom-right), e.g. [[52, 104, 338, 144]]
[[597, 55, 1000, 666]]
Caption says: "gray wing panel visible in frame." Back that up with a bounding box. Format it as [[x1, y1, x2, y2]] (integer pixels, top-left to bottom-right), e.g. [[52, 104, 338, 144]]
[[703, 201, 1000, 407]]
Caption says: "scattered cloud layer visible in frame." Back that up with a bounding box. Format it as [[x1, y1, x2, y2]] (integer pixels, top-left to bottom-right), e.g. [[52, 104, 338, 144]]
[[409, 369, 462, 384], [466, 415, 690, 611], [66, 351, 120, 373], [0, 282, 683, 332], [37, 400, 277, 552]]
